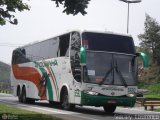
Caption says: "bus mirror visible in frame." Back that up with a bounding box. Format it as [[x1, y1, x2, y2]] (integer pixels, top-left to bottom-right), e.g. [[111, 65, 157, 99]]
[[80, 46, 86, 66], [136, 52, 149, 68]]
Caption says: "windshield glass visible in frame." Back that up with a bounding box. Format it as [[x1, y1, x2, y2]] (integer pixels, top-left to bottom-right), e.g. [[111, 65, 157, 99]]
[[82, 32, 135, 54], [84, 51, 137, 86]]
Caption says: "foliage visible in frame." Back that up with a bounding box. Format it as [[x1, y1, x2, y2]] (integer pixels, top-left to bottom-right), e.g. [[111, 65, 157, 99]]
[[137, 59, 160, 98], [138, 14, 160, 65], [155, 108, 160, 112], [0, 61, 10, 80], [137, 14, 160, 98], [0, 0, 90, 25], [0, 0, 30, 25], [144, 84, 160, 98], [52, 0, 90, 15]]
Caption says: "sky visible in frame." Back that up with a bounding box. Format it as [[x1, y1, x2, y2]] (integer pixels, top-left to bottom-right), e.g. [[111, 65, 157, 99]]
[[0, 0, 160, 64]]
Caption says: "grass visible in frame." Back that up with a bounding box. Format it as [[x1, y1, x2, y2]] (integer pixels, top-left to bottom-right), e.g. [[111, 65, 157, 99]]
[[0, 104, 61, 120], [144, 94, 160, 98], [155, 108, 160, 112], [143, 84, 160, 98]]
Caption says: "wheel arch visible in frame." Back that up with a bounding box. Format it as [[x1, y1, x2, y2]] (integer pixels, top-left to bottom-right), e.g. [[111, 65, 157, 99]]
[[60, 84, 70, 102]]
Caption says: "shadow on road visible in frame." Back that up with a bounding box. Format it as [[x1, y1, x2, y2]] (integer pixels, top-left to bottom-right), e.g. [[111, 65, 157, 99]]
[[33, 101, 114, 117]]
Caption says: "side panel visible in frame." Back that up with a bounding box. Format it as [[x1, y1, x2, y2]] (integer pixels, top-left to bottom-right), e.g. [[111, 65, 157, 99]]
[[11, 33, 72, 101], [11, 57, 75, 102]]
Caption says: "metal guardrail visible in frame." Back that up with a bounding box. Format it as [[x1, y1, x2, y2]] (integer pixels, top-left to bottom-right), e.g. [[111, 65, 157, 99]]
[[136, 97, 160, 111]]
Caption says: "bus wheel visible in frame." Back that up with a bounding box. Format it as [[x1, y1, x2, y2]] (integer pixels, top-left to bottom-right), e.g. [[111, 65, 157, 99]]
[[61, 89, 75, 110], [17, 87, 22, 102], [49, 101, 56, 105], [22, 87, 27, 103], [103, 105, 116, 114], [27, 98, 35, 104]]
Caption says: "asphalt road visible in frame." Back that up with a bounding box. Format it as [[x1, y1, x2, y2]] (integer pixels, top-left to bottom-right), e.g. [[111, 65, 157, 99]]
[[0, 93, 160, 120]]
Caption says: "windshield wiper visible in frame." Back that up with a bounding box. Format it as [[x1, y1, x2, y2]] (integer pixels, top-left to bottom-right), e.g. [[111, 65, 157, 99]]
[[99, 62, 114, 85], [115, 60, 128, 87]]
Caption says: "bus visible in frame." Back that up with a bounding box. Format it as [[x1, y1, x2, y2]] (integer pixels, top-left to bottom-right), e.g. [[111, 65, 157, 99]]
[[10, 30, 148, 114]]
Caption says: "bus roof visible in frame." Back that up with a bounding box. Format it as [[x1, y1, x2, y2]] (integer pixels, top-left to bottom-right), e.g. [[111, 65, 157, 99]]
[[14, 29, 132, 50]]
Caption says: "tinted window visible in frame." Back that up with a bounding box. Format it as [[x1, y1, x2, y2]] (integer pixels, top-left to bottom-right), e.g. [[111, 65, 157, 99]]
[[12, 33, 70, 64], [12, 48, 31, 64], [82, 32, 135, 54], [57, 34, 70, 57], [84, 51, 136, 86]]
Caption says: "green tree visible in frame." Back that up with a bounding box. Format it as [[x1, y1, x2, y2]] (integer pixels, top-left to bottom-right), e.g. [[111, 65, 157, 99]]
[[0, 0, 29, 25], [52, 0, 90, 15], [138, 14, 160, 65], [0, 0, 90, 26]]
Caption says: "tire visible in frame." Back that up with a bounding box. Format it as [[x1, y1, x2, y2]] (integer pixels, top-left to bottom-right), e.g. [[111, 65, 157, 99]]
[[103, 105, 116, 114], [49, 101, 56, 105], [17, 87, 22, 103], [27, 98, 35, 104], [22, 87, 27, 103], [61, 89, 75, 110]]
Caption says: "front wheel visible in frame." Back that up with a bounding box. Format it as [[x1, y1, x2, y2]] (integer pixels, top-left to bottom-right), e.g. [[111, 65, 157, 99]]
[[103, 105, 116, 114], [61, 89, 75, 110]]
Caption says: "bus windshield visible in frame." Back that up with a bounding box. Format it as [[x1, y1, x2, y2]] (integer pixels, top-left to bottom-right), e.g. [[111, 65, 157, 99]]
[[84, 51, 137, 86], [82, 32, 137, 86]]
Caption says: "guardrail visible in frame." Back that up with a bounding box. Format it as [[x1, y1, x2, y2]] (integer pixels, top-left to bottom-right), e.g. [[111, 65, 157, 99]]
[[136, 97, 160, 111]]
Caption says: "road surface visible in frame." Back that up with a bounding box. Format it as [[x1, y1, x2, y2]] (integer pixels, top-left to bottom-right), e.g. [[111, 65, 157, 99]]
[[0, 93, 160, 120]]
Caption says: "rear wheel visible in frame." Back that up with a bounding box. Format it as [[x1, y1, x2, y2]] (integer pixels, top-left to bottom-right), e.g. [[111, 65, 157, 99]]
[[22, 87, 27, 103], [61, 89, 75, 110], [17, 87, 22, 102], [27, 98, 35, 104], [49, 101, 56, 105], [103, 105, 116, 114]]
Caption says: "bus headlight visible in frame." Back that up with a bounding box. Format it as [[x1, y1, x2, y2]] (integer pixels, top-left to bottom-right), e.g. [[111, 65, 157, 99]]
[[127, 94, 135, 97], [85, 91, 98, 96]]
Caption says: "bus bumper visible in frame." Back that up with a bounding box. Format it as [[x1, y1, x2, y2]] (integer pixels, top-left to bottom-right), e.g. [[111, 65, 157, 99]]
[[81, 92, 136, 107]]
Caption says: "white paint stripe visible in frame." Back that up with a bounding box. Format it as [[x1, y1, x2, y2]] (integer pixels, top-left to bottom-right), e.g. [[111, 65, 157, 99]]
[[0, 100, 99, 120]]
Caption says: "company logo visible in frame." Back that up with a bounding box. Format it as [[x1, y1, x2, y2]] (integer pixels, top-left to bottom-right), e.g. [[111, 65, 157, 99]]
[[101, 87, 124, 91], [2, 114, 7, 120], [1, 114, 18, 120], [34, 59, 58, 68]]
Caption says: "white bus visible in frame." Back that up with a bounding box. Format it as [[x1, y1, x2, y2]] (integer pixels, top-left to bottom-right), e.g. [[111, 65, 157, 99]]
[[11, 30, 148, 113]]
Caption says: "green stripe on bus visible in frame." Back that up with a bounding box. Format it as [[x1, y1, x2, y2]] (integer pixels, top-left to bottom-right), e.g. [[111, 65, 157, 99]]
[[50, 67, 59, 99], [39, 68, 53, 101]]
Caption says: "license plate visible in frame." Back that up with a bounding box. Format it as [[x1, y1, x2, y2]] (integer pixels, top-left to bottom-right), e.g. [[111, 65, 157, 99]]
[[107, 100, 117, 104]]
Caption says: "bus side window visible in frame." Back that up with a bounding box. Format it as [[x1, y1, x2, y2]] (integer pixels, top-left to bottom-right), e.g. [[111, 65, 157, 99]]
[[12, 48, 30, 64], [70, 32, 81, 82], [12, 50, 17, 64], [57, 34, 70, 57]]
